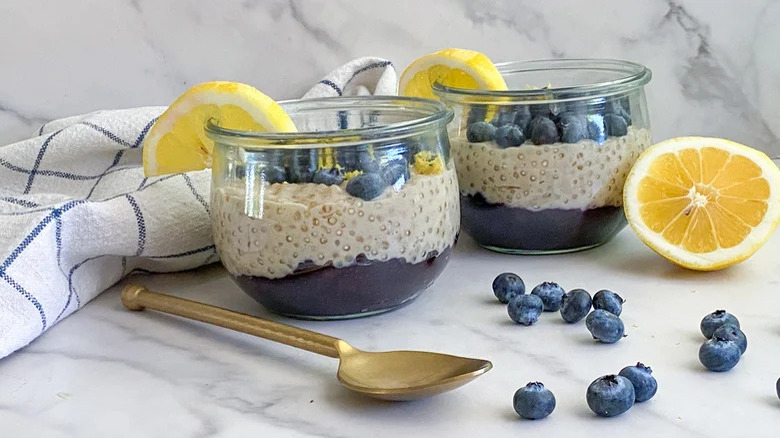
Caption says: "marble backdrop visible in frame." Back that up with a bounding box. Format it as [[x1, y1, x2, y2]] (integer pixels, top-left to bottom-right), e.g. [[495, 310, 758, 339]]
[[0, 0, 778, 157]]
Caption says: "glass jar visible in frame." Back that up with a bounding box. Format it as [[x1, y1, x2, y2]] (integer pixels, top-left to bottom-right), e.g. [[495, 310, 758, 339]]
[[206, 96, 458, 319], [434, 59, 652, 254]]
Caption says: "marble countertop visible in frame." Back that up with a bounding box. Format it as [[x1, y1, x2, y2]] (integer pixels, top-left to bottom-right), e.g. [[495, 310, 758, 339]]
[[1, 230, 778, 437]]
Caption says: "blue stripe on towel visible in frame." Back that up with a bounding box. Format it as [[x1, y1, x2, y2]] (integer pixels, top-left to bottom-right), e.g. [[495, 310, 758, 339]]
[[126, 195, 146, 256], [318, 79, 343, 96], [24, 129, 65, 194], [0, 272, 47, 331]]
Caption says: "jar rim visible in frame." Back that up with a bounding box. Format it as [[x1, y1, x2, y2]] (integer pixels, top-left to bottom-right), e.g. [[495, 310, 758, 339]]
[[205, 95, 453, 149], [433, 58, 651, 102]]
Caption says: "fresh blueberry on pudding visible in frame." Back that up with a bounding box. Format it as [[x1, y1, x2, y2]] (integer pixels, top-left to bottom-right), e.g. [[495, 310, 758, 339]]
[[208, 97, 459, 319], [435, 59, 653, 254]]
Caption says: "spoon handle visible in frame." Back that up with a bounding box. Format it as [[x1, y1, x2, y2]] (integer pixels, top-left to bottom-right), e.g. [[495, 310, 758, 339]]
[[121, 284, 341, 358]]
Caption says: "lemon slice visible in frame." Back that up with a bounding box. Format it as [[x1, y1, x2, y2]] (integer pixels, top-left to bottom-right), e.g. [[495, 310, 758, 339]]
[[624, 137, 780, 270], [399, 48, 507, 100], [142, 81, 296, 177]]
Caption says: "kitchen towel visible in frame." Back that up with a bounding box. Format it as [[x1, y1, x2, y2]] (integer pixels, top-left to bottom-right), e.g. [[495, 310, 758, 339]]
[[0, 57, 397, 359]]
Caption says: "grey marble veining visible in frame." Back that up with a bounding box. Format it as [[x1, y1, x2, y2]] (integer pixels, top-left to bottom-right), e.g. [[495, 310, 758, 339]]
[[0, 0, 778, 157]]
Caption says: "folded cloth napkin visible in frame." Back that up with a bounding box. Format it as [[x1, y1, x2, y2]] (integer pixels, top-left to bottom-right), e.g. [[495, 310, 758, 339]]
[[0, 57, 396, 358]]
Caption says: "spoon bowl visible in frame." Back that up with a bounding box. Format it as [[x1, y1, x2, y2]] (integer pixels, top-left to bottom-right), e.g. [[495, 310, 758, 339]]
[[334, 340, 492, 401], [121, 284, 492, 401]]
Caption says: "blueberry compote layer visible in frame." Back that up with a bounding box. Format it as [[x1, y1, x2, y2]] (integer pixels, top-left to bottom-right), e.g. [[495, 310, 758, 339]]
[[461, 194, 625, 252], [234, 246, 453, 319]]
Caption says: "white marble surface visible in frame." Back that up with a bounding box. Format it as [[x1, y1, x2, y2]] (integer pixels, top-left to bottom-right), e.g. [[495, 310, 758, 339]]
[[1, 0, 779, 158], [1, 231, 779, 437]]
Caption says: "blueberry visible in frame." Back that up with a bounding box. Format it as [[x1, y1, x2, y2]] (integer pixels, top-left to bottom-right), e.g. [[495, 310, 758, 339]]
[[699, 336, 741, 372], [513, 382, 556, 420], [381, 160, 410, 187], [607, 99, 632, 125], [492, 273, 525, 304], [776, 377, 780, 400], [700, 310, 740, 339], [336, 149, 359, 170], [495, 124, 526, 148], [530, 282, 565, 312], [585, 309, 625, 344], [357, 152, 380, 173], [513, 106, 532, 132], [530, 101, 563, 118], [604, 113, 628, 136], [528, 116, 558, 145], [586, 375, 635, 417], [592, 289, 624, 316], [618, 363, 658, 403], [491, 108, 516, 127], [288, 149, 319, 183], [264, 165, 287, 184], [556, 112, 588, 143], [466, 105, 488, 126], [711, 324, 747, 355], [312, 167, 344, 186], [508, 294, 544, 326], [345, 172, 386, 200], [466, 121, 496, 142], [586, 113, 607, 143], [560, 288, 592, 323]]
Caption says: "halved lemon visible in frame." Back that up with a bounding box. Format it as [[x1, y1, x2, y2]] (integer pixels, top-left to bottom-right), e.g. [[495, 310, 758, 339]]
[[142, 81, 296, 177], [399, 48, 507, 100], [624, 137, 780, 270]]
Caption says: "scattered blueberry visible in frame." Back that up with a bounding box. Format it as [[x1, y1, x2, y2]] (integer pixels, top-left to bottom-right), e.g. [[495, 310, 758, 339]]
[[312, 167, 344, 186], [492, 273, 525, 304], [556, 112, 588, 143], [495, 124, 526, 148], [585, 309, 625, 344], [466, 121, 496, 142], [699, 336, 741, 372], [604, 113, 628, 136], [381, 160, 410, 187], [776, 377, 779, 400], [528, 116, 559, 145], [560, 288, 592, 323], [586, 375, 635, 417], [618, 363, 658, 402], [508, 294, 544, 326], [264, 165, 287, 184], [700, 310, 740, 339], [592, 290, 624, 316], [531, 282, 565, 312], [345, 173, 386, 200], [586, 113, 607, 143], [711, 324, 747, 355], [513, 382, 556, 420]]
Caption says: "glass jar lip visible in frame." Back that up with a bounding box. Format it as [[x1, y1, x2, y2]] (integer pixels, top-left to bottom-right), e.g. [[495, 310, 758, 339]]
[[432, 58, 652, 102], [204, 95, 453, 149]]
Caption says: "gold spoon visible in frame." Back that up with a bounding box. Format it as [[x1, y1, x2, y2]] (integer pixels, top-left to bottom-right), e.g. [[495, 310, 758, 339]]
[[121, 284, 492, 401]]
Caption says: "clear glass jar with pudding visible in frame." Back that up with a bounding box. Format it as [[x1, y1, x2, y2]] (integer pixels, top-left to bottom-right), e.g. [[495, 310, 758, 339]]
[[207, 96, 459, 319], [435, 59, 653, 254]]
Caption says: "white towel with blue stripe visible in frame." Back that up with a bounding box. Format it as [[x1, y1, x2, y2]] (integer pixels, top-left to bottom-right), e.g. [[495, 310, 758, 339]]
[[0, 57, 396, 358]]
